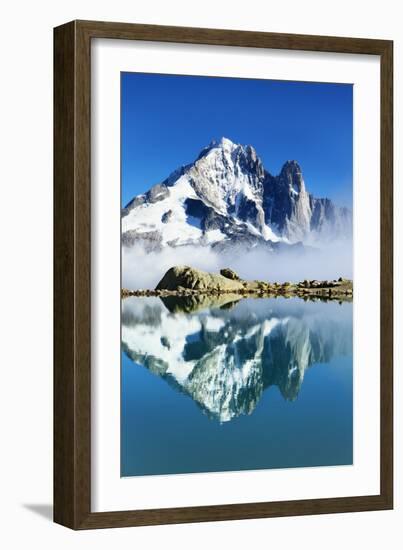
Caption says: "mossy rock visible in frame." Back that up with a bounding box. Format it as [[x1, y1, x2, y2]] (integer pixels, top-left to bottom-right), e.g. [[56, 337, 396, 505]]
[[156, 265, 244, 292]]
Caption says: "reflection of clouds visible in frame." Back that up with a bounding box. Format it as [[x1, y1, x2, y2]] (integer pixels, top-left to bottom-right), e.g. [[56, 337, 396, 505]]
[[122, 297, 352, 422]]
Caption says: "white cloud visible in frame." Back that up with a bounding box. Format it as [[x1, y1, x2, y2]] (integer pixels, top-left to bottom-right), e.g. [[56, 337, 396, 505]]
[[122, 240, 353, 290]]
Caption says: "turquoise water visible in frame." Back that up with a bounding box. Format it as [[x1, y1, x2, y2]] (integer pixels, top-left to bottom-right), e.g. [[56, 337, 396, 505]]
[[121, 296, 353, 477]]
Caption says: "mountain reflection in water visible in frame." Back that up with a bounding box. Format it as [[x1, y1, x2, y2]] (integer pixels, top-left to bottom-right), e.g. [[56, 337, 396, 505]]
[[122, 295, 352, 423]]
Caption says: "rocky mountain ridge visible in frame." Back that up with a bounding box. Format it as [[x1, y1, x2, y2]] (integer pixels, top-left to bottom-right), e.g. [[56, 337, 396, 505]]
[[122, 137, 352, 253]]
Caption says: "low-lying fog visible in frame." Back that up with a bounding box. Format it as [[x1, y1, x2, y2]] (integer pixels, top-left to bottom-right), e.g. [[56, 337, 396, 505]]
[[122, 240, 353, 290]]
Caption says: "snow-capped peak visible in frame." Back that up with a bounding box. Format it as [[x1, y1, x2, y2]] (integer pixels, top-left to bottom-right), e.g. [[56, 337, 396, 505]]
[[196, 136, 239, 161], [214, 136, 239, 150], [122, 138, 352, 253]]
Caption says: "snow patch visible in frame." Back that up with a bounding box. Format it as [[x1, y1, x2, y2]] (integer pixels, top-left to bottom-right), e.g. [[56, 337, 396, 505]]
[[204, 229, 226, 243]]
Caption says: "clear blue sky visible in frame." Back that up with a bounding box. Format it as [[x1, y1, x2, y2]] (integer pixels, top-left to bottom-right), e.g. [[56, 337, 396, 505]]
[[121, 72, 352, 208]]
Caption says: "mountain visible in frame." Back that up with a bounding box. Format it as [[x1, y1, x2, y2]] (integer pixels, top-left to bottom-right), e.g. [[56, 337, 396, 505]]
[[122, 137, 351, 253], [122, 296, 352, 422]]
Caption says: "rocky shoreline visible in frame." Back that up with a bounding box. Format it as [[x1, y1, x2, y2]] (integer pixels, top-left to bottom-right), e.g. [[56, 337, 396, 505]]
[[122, 266, 353, 302]]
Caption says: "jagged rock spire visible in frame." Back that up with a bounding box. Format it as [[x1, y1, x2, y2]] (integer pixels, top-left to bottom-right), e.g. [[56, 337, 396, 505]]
[[122, 138, 352, 251]]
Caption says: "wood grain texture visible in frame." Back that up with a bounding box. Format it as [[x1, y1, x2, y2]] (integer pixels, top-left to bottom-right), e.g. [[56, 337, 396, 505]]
[[74, 19, 391, 54], [54, 21, 76, 528], [54, 21, 91, 529], [379, 41, 393, 507], [54, 20, 393, 530]]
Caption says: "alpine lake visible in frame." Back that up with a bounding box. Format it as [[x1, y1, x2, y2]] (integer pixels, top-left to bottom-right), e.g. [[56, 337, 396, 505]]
[[121, 290, 353, 477]]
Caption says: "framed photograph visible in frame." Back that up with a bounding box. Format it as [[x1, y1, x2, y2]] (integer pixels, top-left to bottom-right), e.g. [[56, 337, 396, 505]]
[[54, 20, 393, 529]]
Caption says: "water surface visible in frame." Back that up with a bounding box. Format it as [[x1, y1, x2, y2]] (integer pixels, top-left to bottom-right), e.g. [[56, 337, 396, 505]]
[[121, 295, 353, 476]]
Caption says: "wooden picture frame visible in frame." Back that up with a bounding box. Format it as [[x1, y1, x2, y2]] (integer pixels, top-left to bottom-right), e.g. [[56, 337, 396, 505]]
[[54, 19, 393, 529]]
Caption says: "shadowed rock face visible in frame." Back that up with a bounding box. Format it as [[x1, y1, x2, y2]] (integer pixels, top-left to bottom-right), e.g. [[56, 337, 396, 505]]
[[122, 296, 352, 422], [263, 161, 312, 241]]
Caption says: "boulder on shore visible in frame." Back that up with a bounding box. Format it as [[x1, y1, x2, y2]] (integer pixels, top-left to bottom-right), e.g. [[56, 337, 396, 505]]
[[156, 266, 244, 292], [220, 267, 241, 281]]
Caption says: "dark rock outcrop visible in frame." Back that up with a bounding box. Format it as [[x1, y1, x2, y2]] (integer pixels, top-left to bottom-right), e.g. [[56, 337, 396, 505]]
[[161, 210, 173, 223], [220, 268, 240, 280]]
